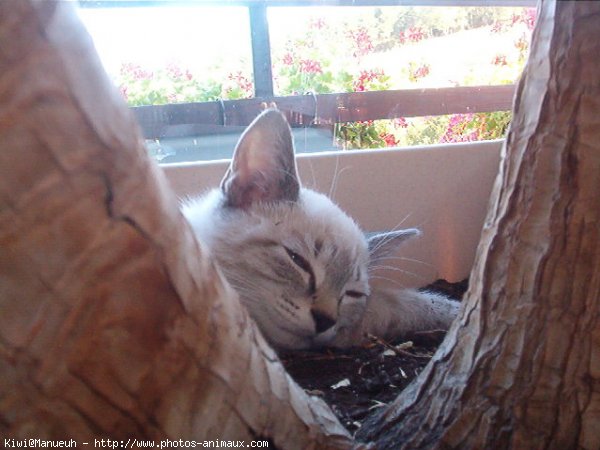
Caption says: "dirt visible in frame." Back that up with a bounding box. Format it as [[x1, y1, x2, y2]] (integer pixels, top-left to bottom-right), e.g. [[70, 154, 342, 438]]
[[280, 279, 468, 435]]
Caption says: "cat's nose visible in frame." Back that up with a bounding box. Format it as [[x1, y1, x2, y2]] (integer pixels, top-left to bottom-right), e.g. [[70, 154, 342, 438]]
[[311, 309, 336, 333]]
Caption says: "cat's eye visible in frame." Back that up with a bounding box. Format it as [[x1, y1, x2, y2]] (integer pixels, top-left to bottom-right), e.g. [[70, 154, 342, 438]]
[[345, 290, 366, 299], [284, 247, 310, 271], [284, 247, 316, 295]]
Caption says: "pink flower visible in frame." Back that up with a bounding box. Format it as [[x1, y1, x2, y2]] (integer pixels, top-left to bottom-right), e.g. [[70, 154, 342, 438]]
[[440, 114, 480, 143], [523, 8, 537, 30], [309, 18, 326, 30], [227, 71, 253, 95], [298, 59, 323, 74], [348, 27, 374, 57], [120, 62, 153, 81], [393, 117, 408, 129], [282, 52, 294, 66], [398, 31, 406, 45], [408, 27, 426, 43], [166, 62, 182, 79], [512, 8, 537, 31], [491, 21, 504, 33]]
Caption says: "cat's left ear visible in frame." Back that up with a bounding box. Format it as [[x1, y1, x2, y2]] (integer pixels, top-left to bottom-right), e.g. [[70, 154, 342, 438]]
[[367, 229, 421, 264], [221, 109, 300, 209]]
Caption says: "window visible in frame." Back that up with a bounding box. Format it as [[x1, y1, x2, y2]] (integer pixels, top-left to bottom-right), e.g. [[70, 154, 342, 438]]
[[78, 0, 536, 163]]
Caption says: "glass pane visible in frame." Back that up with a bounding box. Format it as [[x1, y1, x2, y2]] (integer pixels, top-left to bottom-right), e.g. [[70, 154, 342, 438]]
[[78, 6, 253, 106], [269, 6, 535, 95]]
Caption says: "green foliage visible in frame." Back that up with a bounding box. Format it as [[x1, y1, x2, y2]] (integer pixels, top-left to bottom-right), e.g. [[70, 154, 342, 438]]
[[117, 63, 252, 106]]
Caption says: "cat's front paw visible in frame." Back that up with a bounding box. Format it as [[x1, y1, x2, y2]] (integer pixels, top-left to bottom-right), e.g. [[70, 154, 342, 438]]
[[359, 287, 459, 345]]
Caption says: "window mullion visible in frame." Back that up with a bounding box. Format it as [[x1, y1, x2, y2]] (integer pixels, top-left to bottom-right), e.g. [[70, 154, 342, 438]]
[[248, 4, 274, 98]]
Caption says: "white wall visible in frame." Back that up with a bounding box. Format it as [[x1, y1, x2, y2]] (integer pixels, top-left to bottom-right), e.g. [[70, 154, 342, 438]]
[[162, 140, 502, 287]]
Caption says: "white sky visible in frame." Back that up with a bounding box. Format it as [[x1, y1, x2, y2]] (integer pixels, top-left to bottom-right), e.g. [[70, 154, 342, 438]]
[[77, 6, 252, 75], [77, 5, 363, 76]]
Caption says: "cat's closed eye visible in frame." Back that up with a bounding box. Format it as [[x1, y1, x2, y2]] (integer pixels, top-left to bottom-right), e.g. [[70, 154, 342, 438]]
[[345, 290, 366, 299]]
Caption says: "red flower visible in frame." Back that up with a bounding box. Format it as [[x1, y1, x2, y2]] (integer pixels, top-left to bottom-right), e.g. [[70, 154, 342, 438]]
[[409, 63, 430, 81], [515, 34, 529, 52], [380, 133, 397, 147], [352, 69, 385, 92], [492, 54, 508, 66]]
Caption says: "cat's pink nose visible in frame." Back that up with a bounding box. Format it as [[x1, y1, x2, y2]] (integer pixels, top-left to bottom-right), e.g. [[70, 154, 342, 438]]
[[311, 310, 336, 333]]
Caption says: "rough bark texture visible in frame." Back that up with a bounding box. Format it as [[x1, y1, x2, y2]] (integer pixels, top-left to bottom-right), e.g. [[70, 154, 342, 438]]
[[0, 2, 354, 448], [357, 1, 600, 448]]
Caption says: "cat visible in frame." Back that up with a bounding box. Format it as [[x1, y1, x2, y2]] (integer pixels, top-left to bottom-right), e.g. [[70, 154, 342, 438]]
[[182, 109, 459, 350]]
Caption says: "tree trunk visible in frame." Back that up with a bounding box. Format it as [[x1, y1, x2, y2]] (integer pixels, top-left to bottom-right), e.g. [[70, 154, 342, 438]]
[[1, 0, 598, 449], [357, 1, 600, 448], [0, 2, 353, 448]]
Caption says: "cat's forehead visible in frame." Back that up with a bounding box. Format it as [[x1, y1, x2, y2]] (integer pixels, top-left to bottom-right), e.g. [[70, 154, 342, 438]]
[[287, 189, 367, 257]]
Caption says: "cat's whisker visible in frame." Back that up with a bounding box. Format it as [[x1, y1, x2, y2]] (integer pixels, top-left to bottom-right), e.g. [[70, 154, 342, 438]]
[[328, 156, 352, 201], [368, 265, 427, 282], [328, 153, 340, 199], [367, 213, 415, 257], [305, 157, 318, 190], [368, 275, 409, 289], [371, 255, 437, 269]]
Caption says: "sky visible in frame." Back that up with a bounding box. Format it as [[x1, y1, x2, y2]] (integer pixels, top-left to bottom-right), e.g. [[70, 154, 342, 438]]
[[76, 5, 375, 76], [77, 6, 253, 75]]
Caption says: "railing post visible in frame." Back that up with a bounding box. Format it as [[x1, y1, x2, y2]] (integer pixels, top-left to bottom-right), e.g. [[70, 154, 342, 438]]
[[248, 4, 274, 98]]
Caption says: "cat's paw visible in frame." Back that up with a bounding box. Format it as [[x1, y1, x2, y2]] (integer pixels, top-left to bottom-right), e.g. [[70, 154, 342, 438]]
[[352, 287, 459, 347]]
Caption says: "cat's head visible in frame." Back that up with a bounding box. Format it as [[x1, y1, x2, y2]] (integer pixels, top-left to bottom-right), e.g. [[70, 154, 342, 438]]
[[185, 109, 418, 350]]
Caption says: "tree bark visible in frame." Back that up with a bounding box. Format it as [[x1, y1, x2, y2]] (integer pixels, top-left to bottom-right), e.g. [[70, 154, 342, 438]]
[[0, 2, 353, 448], [357, 1, 600, 448]]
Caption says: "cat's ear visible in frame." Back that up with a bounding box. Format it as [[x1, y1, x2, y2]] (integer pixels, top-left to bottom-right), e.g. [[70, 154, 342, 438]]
[[367, 229, 421, 263], [221, 109, 300, 209]]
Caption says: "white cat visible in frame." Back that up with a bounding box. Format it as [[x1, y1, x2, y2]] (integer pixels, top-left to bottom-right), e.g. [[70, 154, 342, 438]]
[[183, 109, 459, 350]]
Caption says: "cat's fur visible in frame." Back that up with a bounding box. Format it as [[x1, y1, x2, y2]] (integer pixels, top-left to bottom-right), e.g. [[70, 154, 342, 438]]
[[183, 109, 459, 350]]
